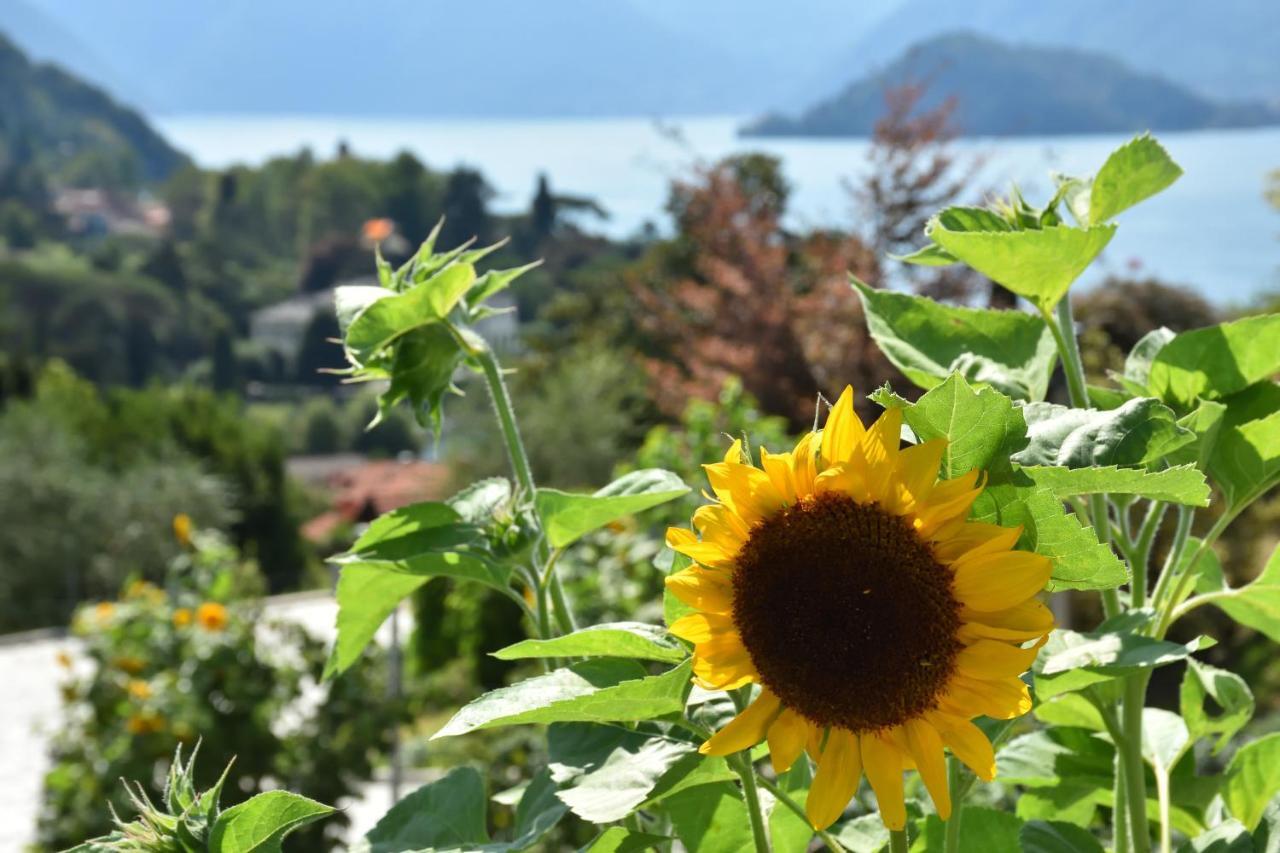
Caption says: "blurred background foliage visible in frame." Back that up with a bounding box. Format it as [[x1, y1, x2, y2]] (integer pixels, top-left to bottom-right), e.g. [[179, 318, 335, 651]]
[[38, 527, 399, 851]]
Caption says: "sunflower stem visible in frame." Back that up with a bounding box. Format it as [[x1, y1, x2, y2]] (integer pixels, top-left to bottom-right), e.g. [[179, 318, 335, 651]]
[[731, 754, 772, 853], [943, 758, 964, 853], [1120, 674, 1153, 853], [889, 828, 910, 853], [474, 343, 576, 637]]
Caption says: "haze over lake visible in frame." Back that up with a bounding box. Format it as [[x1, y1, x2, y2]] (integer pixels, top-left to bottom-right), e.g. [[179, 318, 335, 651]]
[[158, 115, 1280, 305]]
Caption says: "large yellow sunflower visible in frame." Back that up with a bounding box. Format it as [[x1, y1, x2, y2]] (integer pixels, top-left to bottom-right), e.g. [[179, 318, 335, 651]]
[[665, 386, 1053, 831]]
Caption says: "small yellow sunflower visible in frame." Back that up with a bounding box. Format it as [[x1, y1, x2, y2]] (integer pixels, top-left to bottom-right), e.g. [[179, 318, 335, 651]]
[[195, 602, 229, 632], [666, 386, 1052, 831], [173, 607, 193, 628]]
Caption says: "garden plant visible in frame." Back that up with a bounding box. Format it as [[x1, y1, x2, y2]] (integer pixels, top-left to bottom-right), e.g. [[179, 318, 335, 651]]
[[77, 135, 1280, 852]]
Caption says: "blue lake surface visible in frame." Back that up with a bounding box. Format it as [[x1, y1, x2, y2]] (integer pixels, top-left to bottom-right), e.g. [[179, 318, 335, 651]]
[[157, 114, 1280, 306]]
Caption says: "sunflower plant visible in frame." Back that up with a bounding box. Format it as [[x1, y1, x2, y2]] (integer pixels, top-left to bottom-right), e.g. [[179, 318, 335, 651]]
[[72, 135, 1280, 852]]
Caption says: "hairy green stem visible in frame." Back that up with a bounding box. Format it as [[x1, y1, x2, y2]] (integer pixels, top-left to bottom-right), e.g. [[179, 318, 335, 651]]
[[728, 690, 772, 853], [1114, 750, 1131, 853], [889, 829, 910, 853], [1121, 674, 1153, 853], [1146, 506, 1193, 623], [944, 758, 964, 853], [1155, 511, 1232, 637], [474, 344, 577, 635], [730, 753, 772, 853], [1131, 501, 1167, 608]]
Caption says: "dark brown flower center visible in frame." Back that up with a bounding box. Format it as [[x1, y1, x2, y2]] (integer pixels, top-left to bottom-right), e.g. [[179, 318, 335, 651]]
[[731, 492, 962, 732]]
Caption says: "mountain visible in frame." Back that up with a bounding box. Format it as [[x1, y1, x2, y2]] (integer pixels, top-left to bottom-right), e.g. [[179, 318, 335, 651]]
[[809, 0, 1280, 105], [3, 0, 810, 117], [745, 33, 1280, 138], [0, 33, 187, 183], [0, 0, 138, 104], [630, 0, 903, 82]]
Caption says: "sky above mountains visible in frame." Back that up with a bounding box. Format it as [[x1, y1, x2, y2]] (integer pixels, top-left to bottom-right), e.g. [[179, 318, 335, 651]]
[[4, 0, 1277, 118]]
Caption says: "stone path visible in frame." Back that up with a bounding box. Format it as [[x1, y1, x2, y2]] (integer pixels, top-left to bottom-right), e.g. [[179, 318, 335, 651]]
[[0, 591, 405, 851]]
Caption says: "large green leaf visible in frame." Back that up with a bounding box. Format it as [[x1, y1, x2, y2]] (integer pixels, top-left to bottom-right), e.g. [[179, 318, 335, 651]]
[[1012, 398, 1194, 469], [1016, 785, 1103, 827], [1182, 820, 1253, 853], [554, 735, 695, 823], [350, 502, 481, 559], [208, 791, 334, 853], [912, 807, 1023, 852], [1198, 542, 1280, 643], [1226, 734, 1280, 831], [997, 728, 1115, 790], [494, 622, 686, 663], [345, 263, 476, 364], [663, 782, 755, 853], [1020, 820, 1105, 853], [381, 323, 465, 432], [1069, 134, 1183, 226], [1148, 314, 1280, 407], [1034, 624, 1213, 700], [433, 659, 691, 738], [325, 553, 509, 679], [580, 828, 675, 853], [874, 374, 1026, 478], [876, 375, 1126, 591], [355, 766, 489, 852], [536, 469, 690, 548], [1115, 327, 1176, 394], [1206, 382, 1280, 512], [927, 211, 1115, 312], [1018, 464, 1210, 506], [1142, 708, 1191, 775], [1180, 659, 1254, 755], [852, 276, 1057, 400]]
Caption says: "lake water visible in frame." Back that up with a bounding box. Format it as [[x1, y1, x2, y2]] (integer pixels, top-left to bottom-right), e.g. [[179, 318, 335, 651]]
[[157, 115, 1280, 305]]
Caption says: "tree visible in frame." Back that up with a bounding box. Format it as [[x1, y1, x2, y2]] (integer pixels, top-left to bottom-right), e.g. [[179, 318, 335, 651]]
[[440, 168, 493, 247], [385, 151, 437, 246], [530, 172, 556, 240], [850, 82, 982, 301], [632, 155, 895, 430], [211, 329, 238, 392]]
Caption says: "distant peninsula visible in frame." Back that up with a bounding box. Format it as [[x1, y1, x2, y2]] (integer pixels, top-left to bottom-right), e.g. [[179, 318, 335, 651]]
[[743, 32, 1280, 138]]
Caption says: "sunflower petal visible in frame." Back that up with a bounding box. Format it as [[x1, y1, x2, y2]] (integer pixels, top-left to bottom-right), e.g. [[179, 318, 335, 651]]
[[665, 535, 736, 570], [904, 719, 951, 820], [861, 732, 907, 831], [806, 728, 862, 830], [956, 639, 1043, 679], [664, 567, 734, 614], [861, 407, 903, 501], [704, 460, 784, 527], [929, 711, 997, 781], [942, 675, 1033, 719], [760, 447, 798, 505], [692, 635, 757, 690], [767, 709, 809, 774], [933, 522, 1023, 564], [897, 439, 947, 502], [669, 612, 734, 644], [952, 550, 1052, 612], [821, 386, 864, 468], [791, 433, 819, 497], [958, 599, 1055, 642], [699, 689, 781, 756]]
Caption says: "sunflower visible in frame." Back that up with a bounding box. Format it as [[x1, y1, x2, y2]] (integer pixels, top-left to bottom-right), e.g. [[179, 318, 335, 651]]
[[665, 386, 1053, 831]]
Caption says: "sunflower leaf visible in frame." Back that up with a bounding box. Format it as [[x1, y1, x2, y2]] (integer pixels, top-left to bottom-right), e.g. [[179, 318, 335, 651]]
[[662, 782, 755, 853], [493, 622, 686, 663], [1225, 733, 1280, 831], [433, 660, 692, 738], [1066, 134, 1183, 227], [852, 276, 1057, 401], [1017, 464, 1210, 507], [1181, 659, 1255, 756], [926, 213, 1115, 313], [1205, 382, 1280, 513], [1148, 314, 1280, 407], [537, 469, 690, 548], [1019, 820, 1106, 853], [356, 767, 490, 852], [208, 791, 335, 853], [1012, 398, 1195, 469]]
